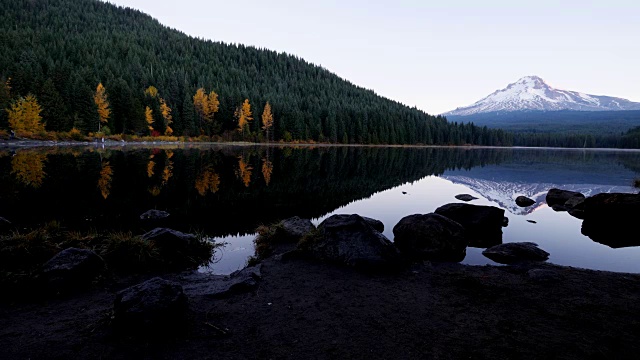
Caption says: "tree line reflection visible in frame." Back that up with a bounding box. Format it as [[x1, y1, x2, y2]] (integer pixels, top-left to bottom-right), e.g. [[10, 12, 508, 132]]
[[1, 146, 639, 237]]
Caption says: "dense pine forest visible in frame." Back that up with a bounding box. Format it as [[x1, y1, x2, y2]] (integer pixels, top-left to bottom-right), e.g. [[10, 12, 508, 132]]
[[0, 0, 514, 146]]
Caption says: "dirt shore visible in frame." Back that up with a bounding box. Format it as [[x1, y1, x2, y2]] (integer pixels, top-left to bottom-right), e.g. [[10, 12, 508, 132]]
[[1, 255, 639, 360]]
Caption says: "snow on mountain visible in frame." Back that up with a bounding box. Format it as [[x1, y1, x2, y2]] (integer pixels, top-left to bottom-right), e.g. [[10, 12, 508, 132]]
[[444, 76, 640, 116]]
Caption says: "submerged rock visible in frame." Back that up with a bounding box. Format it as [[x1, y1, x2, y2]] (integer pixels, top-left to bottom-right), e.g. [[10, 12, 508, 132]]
[[482, 242, 550, 264], [301, 214, 403, 271], [393, 213, 467, 262], [515, 196, 535, 207], [581, 192, 640, 248], [455, 194, 478, 202], [434, 203, 505, 248], [140, 209, 170, 220], [113, 277, 188, 332], [546, 189, 585, 211], [42, 248, 105, 292]]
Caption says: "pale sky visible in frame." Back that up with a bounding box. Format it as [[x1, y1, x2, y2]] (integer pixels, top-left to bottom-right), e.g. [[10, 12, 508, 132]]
[[105, 0, 640, 115]]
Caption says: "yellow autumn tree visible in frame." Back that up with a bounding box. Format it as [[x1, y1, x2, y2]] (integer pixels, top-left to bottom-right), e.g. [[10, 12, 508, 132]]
[[145, 106, 154, 131], [261, 101, 274, 142], [11, 151, 46, 188], [160, 99, 173, 135], [97, 162, 113, 199], [192, 88, 220, 134], [93, 83, 110, 132], [144, 86, 159, 98], [235, 99, 253, 139], [7, 94, 45, 134]]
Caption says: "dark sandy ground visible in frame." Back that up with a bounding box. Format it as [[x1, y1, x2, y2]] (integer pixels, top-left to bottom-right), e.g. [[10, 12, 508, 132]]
[[1, 256, 640, 360]]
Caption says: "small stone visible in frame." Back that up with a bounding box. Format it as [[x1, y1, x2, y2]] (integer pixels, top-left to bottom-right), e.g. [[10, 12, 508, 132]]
[[140, 209, 170, 220], [455, 194, 478, 202], [515, 196, 536, 207], [482, 242, 550, 265]]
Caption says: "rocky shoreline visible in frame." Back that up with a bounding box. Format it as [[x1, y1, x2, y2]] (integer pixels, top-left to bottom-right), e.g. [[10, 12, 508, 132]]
[[1, 190, 640, 359]]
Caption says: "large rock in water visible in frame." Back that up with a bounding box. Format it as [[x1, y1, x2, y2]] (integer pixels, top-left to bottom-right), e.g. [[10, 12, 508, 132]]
[[301, 214, 403, 271], [546, 189, 585, 211], [515, 196, 536, 207], [113, 277, 188, 333], [482, 242, 550, 264], [393, 213, 467, 262], [42, 248, 105, 292], [434, 203, 505, 248], [581, 192, 640, 248]]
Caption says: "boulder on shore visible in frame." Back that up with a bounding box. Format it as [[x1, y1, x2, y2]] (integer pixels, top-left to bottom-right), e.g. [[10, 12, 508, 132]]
[[434, 203, 505, 248], [546, 189, 585, 212], [482, 242, 550, 264], [42, 248, 105, 292], [113, 277, 188, 332], [300, 214, 403, 271], [141, 228, 197, 252], [393, 213, 467, 262], [581, 192, 640, 248], [515, 196, 535, 207], [278, 216, 315, 241]]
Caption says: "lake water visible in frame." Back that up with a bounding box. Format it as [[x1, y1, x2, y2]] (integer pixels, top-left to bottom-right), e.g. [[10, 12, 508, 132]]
[[1, 145, 639, 274]]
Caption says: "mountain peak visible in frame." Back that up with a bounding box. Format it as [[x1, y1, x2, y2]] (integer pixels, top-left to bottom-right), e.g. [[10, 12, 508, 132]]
[[445, 76, 640, 116]]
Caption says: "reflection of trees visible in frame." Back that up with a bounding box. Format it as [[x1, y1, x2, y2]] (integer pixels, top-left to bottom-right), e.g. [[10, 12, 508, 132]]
[[1, 146, 548, 237], [147, 149, 174, 196], [11, 152, 46, 188], [195, 168, 220, 196], [261, 158, 273, 186], [236, 156, 253, 188], [97, 161, 113, 199]]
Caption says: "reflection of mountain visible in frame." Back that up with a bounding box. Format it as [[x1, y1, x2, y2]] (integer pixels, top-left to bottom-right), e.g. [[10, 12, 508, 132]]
[[443, 161, 638, 215], [2, 146, 640, 236]]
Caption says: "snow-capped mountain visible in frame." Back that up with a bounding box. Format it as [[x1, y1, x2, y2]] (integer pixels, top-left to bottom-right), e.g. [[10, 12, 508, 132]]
[[445, 76, 640, 116]]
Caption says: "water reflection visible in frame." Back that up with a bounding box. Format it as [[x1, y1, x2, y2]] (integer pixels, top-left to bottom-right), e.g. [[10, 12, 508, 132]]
[[1, 146, 640, 273]]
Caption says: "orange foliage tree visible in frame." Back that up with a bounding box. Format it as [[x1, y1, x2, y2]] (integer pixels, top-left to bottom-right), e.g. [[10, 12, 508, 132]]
[[192, 88, 220, 134], [7, 94, 45, 134], [261, 101, 274, 142], [93, 83, 110, 132], [235, 99, 253, 139]]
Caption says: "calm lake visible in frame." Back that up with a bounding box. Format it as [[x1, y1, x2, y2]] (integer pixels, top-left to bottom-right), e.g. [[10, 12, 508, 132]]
[[1, 145, 639, 274]]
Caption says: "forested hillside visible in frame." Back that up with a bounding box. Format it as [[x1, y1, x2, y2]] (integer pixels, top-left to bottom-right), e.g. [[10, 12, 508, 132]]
[[0, 0, 511, 145]]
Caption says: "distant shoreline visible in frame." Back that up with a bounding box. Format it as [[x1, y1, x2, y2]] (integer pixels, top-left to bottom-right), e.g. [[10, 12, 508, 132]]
[[2, 139, 640, 152]]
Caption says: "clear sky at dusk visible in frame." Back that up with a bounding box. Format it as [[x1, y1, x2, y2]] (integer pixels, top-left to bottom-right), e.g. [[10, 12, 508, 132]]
[[105, 0, 639, 115]]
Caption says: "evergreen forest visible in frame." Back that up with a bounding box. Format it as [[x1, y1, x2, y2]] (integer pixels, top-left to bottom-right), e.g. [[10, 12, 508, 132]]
[[0, 0, 513, 146]]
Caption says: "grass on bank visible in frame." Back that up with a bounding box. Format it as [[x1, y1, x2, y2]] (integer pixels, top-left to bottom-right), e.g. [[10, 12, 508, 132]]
[[0, 221, 217, 287]]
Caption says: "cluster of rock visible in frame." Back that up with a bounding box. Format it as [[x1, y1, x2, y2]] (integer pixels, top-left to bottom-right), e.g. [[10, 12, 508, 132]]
[[260, 201, 548, 273], [543, 189, 640, 248]]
